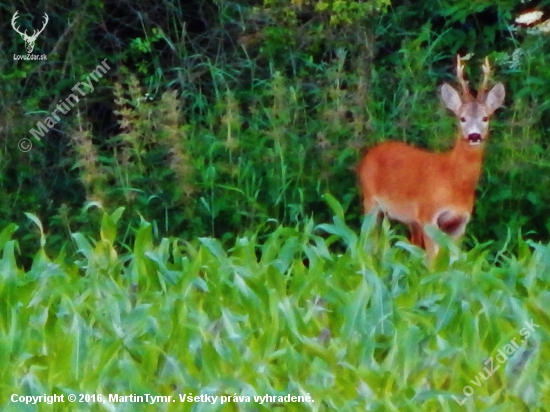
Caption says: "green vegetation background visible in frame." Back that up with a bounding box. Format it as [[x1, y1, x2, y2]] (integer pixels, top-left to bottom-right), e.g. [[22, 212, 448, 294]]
[[1, 0, 550, 410], [1, 0, 549, 262]]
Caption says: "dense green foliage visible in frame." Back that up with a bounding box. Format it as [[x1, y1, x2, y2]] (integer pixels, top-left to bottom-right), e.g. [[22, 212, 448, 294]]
[[1, 208, 550, 410], [1, 0, 549, 261], [2, 0, 550, 410]]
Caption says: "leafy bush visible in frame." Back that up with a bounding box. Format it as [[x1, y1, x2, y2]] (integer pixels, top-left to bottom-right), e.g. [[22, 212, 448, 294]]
[[1, 0, 548, 261]]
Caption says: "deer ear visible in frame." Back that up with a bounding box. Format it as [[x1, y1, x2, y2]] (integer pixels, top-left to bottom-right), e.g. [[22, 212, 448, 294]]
[[485, 83, 505, 115], [440, 83, 462, 115]]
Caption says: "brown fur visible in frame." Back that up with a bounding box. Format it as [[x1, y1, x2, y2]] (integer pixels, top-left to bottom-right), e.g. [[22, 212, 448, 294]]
[[357, 56, 505, 261]]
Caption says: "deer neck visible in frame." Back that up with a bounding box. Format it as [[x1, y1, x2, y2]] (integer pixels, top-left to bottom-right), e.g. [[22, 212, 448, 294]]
[[449, 137, 485, 186]]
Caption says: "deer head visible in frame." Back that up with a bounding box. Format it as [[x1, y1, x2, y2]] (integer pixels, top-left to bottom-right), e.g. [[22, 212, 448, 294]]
[[440, 55, 505, 146], [12, 11, 49, 54]]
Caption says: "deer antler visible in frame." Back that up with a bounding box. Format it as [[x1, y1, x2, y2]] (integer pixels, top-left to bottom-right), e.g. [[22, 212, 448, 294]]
[[11, 11, 48, 40], [11, 11, 27, 37], [36, 13, 49, 38], [477, 57, 492, 102], [456, 54, 472, 101]]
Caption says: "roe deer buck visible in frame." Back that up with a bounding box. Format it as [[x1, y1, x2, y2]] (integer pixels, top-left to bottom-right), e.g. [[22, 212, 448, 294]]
[[357, 55, 505, 261]]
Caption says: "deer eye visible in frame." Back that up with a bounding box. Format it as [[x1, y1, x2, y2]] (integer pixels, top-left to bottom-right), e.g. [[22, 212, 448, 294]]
[[482, 117, 488, 122], [460, 117, 466, 122]]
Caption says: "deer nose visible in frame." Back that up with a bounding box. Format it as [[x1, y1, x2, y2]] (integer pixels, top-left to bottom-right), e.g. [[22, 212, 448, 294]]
[[468, 133, 481, 142]]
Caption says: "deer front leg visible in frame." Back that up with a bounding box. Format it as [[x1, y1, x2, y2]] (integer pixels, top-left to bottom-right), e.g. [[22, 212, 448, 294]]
[[409, 222, 424, 248]]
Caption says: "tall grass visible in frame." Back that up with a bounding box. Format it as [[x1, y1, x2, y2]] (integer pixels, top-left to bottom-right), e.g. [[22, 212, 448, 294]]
[[1, 1, 548, 264], [1, 206, 549, 411]]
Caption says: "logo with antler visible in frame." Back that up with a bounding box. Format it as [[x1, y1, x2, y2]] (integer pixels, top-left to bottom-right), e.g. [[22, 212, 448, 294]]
[[11, 11, 49, 54]]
